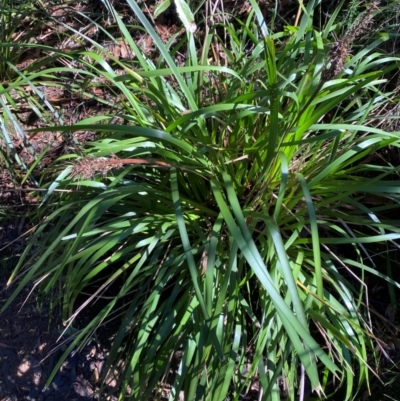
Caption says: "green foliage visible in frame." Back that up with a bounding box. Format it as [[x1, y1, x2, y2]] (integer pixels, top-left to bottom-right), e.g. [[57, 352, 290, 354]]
[[0, 0, 73, 181], [3, 0, 400, 400], [154, 0, 197, 32]]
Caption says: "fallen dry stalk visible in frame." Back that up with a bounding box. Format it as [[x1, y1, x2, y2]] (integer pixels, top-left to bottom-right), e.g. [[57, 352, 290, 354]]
[[70, 155, 173, 179]]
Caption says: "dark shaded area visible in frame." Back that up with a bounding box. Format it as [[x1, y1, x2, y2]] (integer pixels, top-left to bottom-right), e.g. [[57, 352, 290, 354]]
[[0, 273, 122, 401]]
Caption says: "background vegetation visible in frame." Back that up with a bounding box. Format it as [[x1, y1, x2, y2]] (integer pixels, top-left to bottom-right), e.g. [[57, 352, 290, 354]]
[[1, 0, 400, 400]]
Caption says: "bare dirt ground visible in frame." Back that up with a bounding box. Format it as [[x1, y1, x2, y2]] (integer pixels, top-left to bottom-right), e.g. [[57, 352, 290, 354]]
[[0, 279, 112, 401]]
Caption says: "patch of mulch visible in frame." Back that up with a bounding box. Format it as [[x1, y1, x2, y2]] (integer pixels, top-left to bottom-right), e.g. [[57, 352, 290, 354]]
[[0, 270, 121, 401]]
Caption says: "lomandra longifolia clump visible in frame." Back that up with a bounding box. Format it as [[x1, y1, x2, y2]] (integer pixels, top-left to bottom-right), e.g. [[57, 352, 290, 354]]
[[3, 0, 400, 400]]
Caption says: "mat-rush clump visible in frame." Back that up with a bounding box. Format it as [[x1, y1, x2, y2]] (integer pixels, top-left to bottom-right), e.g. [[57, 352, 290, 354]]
[[2, 0, 400, 400]]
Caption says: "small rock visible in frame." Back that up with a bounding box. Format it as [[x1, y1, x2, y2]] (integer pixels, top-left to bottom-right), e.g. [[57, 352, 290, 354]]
[[17, 356, 40, 377]]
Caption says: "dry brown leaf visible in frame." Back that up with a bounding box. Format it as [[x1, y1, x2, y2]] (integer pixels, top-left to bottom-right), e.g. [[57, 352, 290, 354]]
[[112, 43, 121, 59], [119, 40, 130, 59]]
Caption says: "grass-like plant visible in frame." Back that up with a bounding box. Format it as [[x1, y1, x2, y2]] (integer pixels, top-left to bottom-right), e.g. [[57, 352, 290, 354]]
[[3, 0, 400, 400], [0, 0, 77, 185], [0, 0, 118, 187]]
